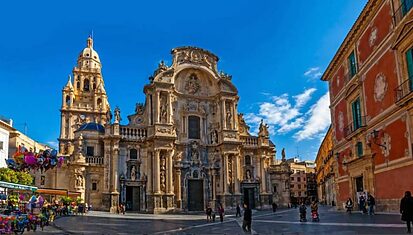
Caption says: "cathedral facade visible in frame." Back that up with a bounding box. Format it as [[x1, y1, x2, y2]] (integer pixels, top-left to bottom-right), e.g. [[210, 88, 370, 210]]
[[52, 37, 290, 213]]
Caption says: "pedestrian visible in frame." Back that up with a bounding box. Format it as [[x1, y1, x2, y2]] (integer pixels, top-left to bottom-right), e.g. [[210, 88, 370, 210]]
[[367, 194, 375, 215], [206, 205, 212, 222], [345, 197, 353, 214], [236, 204, 241, 217], [359, 195, 366, 214], [400, 191, 413, 233], [218, 204, 224, 222], [272, 202, 278, 212], [242, 203, 252, 232]]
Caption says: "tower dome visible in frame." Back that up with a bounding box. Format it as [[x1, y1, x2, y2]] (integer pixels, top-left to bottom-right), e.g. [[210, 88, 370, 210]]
[[77, 36, 101, 70]]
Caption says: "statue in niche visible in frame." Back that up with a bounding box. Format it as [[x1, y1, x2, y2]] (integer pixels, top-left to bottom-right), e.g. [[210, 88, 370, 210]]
[[76, 174, 83, 187], [106, 109, 112, 123], [131, 166, 136, 181], [159, 96, 168, 123], [211, 130, 218, 144], [77, 134, 84, 154], [190, 142, 199, 161], [114, 106, 121, 123], [246, 169, 252, 180], [226, 109, 232, 129]]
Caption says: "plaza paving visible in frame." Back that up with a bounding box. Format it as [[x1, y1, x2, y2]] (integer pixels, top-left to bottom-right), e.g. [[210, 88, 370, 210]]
[[28, 206, 407, 234]]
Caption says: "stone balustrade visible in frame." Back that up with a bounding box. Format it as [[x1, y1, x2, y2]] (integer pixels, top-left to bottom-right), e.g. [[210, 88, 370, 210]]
[[120, 126, 148, 140], [86, 156, 104, 165], [242, 136, 258, 146]]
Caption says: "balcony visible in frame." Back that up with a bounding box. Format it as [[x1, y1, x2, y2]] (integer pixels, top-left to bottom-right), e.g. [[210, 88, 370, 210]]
[[344, 116, 367, 139], [86, 156, 104, 165], [395, 77, 413, 103], [241, 136, 258, 147], [120, 126, 148, 140], [393, 0, 413, 26]]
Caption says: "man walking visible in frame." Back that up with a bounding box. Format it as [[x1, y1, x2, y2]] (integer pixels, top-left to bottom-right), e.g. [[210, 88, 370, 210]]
[[367, 194, 375, 215], [401, 191, 413, 233], [272, 202, 278, 212], [236, 204, 241, 217], [242, 203, 252, 233]]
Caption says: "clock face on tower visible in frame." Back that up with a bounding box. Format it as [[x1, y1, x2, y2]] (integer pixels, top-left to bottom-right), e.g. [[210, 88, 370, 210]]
[[135, 117, 143, 124]]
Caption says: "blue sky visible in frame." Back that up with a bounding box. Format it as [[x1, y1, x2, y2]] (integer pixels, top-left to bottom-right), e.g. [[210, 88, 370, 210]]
[[0, 1, 367, 161]]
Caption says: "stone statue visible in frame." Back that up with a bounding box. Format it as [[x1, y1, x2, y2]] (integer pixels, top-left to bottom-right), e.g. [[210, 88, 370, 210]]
[[76, 174, 83, 187], [78, 134, 84, 154], [259, 119, 269, 137], [211, 130, 218, 144], [246, 169, 251, 180], [191, 142, 199, 161], [106, 109, 112, 123], [114, 106, 121, 123], [160, 98, 167, 123], [281, 148, 286, 161], [226, 110, 232, 129], [131, 166, 136, 181]]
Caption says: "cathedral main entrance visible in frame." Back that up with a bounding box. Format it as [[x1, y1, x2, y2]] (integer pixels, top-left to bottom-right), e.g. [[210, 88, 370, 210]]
[[126, 186, 140, 211], [188, 179, 204, 211], [241, 183, 259, 209]]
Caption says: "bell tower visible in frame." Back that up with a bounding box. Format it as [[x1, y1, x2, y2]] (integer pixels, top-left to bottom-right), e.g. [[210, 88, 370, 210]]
[[58, 36, 110, 155]]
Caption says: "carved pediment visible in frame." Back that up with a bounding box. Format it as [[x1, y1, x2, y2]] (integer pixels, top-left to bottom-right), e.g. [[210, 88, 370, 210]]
[[392, 19, 413, 49]]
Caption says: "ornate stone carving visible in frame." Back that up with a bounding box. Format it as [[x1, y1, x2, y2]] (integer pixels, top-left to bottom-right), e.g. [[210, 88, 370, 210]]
[[135, 103, 144, 115], [114, 106, 121, 123], [219, 71, 232, 80], [381, 132, 391, 157], [156, 127, 173, 134], [160, 153, 166, 192], [131, 165, 137, 181], [184, 73, 200, 95], [258, 119, 269, 137], [338, 112, 344, 133], [374, 73, 387, 102], [190, 141, 200, 161], [159, 94, 168, 123], [174, 47, 217, 70]]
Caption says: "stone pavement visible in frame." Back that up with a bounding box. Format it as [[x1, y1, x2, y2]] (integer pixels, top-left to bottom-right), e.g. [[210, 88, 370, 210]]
[[27, 206, 407, 234]]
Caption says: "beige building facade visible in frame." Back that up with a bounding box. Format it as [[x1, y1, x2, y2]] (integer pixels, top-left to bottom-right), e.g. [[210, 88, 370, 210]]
[[49, 37, 290, 213]]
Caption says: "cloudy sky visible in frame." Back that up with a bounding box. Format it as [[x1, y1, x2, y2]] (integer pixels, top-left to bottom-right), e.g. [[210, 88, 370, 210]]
[[0, 0, 367, 160]]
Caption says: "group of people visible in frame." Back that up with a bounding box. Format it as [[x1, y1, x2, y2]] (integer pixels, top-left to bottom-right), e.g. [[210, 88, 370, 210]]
[[345, 193, 375, 215], [205, 203, 225, 223]]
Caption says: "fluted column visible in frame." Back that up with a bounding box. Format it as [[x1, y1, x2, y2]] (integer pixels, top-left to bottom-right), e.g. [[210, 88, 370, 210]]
[[167, 92, 172, 123], [154, 150, 161, 194], [223, 154, 228, 194], [260, 157, 267, 193], [234, 154, 240, 194], [147, 151, 153, 193], [222, 99, 226, 129], [167, 150, 174, 194], [233, 102, 238, 129], [176, 169, 182, 208]]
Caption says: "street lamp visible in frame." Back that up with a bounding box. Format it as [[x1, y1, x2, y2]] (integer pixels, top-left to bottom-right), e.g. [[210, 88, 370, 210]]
[[369, 130, 387, 150]]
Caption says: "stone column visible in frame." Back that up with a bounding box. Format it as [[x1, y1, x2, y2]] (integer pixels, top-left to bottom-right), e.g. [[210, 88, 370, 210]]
[[60, 114, 66, 141], [154, 150, 161, 194], [167, 92, 172, 124], [212, 171, 216, 200], [176, 169, 182, 208], [111, 146, 119, 193], [234, 154, 240, 194], [233, 102, 238, 130], [154, 91, 160, 124], [167, 150, 174, 194], [223, 154, 228, 194], [147, 151, 153, 193], [222, 99, 226, 129]]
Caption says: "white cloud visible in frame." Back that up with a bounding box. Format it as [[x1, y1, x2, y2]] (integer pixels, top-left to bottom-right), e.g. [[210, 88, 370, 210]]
[[294, 92, 331, 141], [294, 88, 316, 108], [304, 67, 322, 80], [244, 88, 317, 135]]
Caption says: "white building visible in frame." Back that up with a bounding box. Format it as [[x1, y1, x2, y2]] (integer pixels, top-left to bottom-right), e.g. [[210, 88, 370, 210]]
[[0, 117, 13, 168]]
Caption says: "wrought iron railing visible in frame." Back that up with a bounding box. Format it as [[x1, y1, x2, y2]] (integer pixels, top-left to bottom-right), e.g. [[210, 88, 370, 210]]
[[395, 77, 413, 102], [86, 156, 104, 165], [344, 116, 367, 138], [393, 0, 413, 25]]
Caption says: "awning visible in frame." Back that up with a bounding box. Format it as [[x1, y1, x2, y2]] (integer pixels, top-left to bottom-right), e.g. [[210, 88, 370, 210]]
[[37, 188, 68, 196], [0, 181, 38, 191]]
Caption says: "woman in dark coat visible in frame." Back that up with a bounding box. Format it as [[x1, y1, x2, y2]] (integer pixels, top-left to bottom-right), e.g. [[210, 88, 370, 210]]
[[401, 191, 413, 233]]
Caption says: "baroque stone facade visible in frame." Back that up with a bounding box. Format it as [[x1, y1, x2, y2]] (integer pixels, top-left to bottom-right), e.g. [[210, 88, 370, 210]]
[[50, 37, 290, 213]]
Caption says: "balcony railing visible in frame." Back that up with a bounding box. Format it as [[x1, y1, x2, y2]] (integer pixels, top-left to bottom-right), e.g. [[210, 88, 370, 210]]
[[242, 136, 258, 146], [344, 116, 367, 138], [86, 156, 104, 165], [395, 77, 413, 102], [393, 0, 413, 25], [120, 127, 148, 140]]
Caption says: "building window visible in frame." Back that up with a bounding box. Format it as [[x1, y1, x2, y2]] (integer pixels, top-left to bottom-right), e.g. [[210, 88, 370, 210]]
[[40, 176, 45, 186], [66, 95, 71, 106], [0, 141, 3, 150], [290, 184, 294, 189], [84, 78, 90, 91], [86, 146, 94, 156], [245, 155, 251, 165], [273, 186, 277, 193], [406, 48, 413, 89], [130, 149, 138, 160], [291, 177, 294, 181], [348, 51, 358, 78], [298, 184, 301, 189], [188, 116, 200, 139], [351, 98, 362, 130], [357, 142, 363, 157], [297, 177, 301, 182], [355, 176, 364, 192], [92, 182, 97, 191], [298, 192, 301, 197], [402, 0, 413, 16]]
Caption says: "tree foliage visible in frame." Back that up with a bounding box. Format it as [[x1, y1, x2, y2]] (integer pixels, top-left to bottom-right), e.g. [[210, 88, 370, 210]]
[[0, 168, 33, 185]]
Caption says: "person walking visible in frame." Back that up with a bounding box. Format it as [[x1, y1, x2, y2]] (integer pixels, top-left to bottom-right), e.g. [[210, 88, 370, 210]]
[[401, 191, 413, 233], [236, 204, 241, 217], [359, 195, 366, 214], [242, 203, 252, 232], [218, 204, 225, 222], [272, 202, 278, 213], [206, 206, 212, 222], [367, 194, 375, 215], [345, 197, 353, 214]]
